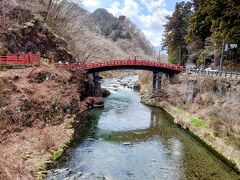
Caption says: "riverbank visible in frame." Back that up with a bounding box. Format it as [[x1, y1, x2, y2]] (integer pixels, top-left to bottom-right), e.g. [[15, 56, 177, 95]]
[[0, 63, 105, 179], [140, 73, 240, 173]]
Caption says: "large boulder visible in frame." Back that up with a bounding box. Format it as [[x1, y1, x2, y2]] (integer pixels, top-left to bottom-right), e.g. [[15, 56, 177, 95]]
[[101, 88, 111, 97], [82, 96, 104, 110]]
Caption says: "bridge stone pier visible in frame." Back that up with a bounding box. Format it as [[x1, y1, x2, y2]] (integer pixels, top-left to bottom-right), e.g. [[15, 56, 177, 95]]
[[152, 72, 163, 95], [93, 72, 101, 97]]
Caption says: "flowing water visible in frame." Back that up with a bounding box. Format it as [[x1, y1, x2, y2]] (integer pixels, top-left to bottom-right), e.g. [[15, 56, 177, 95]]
[[47, 76, 239, 180]]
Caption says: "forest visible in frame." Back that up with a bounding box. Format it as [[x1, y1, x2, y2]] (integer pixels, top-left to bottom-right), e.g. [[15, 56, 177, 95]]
[[162, 0, 240, 70]]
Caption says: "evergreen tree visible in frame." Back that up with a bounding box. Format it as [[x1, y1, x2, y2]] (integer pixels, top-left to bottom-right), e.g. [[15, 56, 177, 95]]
[[187, 0, 240, 68], [162, 2, 193, 65]]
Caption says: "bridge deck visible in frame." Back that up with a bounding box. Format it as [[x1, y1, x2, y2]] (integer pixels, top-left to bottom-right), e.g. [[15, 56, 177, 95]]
[[56, 60, 183, 73]]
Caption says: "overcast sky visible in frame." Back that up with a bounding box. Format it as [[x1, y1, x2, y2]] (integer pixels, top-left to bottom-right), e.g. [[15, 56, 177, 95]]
[[78, 0, 185, 46]]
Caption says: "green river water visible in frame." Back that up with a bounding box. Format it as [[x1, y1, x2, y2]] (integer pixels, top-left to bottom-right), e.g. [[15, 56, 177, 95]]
[[47, 76, 240, 180]]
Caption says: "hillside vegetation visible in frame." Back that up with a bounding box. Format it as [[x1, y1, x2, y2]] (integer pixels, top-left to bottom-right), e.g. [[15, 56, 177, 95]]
[[0, 0, 156, 62], [162, 0, 240, 70]]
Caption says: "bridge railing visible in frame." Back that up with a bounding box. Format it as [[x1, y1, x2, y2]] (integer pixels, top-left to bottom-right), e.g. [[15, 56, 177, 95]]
[[88, 60, 183, 72], [186, 69, 240, 79], [56, 60, 183, 72], [0, 53, 41, 65]]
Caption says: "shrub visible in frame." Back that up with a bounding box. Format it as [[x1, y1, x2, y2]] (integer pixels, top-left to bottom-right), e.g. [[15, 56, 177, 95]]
[[0, 48, 8, 56], [191, 117, 206, 128], [50, 148, 64, 161], [40, 131, 55, 152], [0, 158, 32, 179]]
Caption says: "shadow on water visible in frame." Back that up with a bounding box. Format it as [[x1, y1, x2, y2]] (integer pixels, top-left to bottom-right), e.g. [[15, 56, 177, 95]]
[[71, 108, 104, 146], [52, 108, 104, 167]]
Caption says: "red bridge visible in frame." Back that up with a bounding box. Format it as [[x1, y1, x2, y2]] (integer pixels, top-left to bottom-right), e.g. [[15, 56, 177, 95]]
[[56, 59, 183, 74], [0, 54, 183, 74], [56, 59, 183, 96]]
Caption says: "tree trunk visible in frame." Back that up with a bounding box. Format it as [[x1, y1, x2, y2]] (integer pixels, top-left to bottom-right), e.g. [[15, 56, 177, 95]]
[[213, 41, 221, 69], [0, 0, 6, 27], [44, 0, 53, 22]]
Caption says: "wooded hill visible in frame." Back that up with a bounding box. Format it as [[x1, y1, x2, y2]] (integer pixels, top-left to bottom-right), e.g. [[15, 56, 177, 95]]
[[162, 0, 240, 70], [0, 0, 156, 62]]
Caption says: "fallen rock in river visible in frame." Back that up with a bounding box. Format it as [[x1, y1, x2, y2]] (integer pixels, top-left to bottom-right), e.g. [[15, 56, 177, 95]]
[[133, 83, 141, 91], [101, 88, 111, 97], [82, 97, 104, 110], [68, 172, 83, 180]]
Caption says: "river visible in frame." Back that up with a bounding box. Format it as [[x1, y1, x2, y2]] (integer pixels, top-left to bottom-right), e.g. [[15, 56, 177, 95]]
[[47, 76, 239, 180]]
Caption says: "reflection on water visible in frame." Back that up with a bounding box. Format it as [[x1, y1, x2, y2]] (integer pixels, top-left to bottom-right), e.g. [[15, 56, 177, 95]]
[[47, 77, 239, 180]]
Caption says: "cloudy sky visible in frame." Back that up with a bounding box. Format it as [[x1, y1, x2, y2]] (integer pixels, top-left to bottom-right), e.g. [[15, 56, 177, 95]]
[[78, 0, 184, 47]]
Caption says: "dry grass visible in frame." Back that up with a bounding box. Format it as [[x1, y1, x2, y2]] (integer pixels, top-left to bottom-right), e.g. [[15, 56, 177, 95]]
[[0, 64, 80, 178], [0, 120, 73, 179], [0, 64, 80, 130], [0, 157, 33, 180], [40, 130, 56, 152]]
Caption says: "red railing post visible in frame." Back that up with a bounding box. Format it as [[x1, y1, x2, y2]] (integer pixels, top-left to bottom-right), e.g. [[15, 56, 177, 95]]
[[38, 53, 40, 63], [25, 54, 28, 64], [15, 55, 17, 64], [29, 52, 32, 64], [6, 56, 8, 64]]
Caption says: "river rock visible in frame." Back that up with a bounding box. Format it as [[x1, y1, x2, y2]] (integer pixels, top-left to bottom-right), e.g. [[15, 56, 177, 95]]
[[122, 83, 128, 87], [85, 97, 98, 106], [133, 83, 141, 91], [101, 88, 111, 97], [93, 97, 104, 107], [122, 142, 132, 146], [81, 97, 104, 110], [68, 172, 83, 180]]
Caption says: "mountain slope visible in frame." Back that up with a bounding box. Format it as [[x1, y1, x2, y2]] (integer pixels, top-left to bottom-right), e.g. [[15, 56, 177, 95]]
[[89, 8, 156, 57], [0, 1, 156, 61]]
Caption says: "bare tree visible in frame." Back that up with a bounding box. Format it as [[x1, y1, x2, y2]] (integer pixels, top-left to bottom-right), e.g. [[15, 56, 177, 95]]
[[46, 0, 86, 38], [44, 0, 94, 61], [44, 0, 53, 21], [0, 0, 6, 28]]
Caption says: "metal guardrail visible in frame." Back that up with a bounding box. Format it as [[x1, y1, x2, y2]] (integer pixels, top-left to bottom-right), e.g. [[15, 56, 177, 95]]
[[0, 53, 41, 65], [186, 69, 240, 79], [56, 60, 183, 72]]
